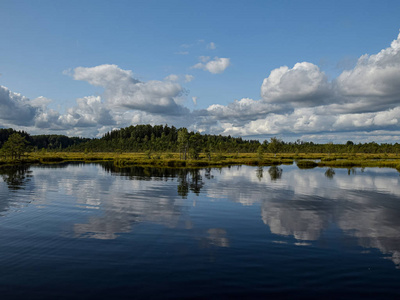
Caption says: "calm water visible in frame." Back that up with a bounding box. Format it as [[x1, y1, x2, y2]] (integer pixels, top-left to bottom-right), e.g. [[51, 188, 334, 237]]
[[1, 163, 400, 299]]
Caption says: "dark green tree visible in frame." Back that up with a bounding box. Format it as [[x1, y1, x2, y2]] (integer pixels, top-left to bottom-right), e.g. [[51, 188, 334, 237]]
[[1, 133, 28, 159], [257, 145, 264, 160], [268, 137, 282, 156], [177, 128, 189, 160]]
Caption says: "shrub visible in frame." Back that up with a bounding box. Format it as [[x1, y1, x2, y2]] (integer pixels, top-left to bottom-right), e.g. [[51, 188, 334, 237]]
[[297, 160, 318, 169]]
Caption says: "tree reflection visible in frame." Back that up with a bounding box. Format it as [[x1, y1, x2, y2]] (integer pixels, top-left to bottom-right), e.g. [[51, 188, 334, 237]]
[[101, 163, 179, 180], [0, 165, 32, 190], [177, 169, 204, 198], [347, 167, 356, 175], [268, 166, 283, 181], [204, 168, 214, 180], [100, 163, 207, 199], [324, 168, 335, 179], [256, 167, 263, 181], [177, 170, 189, 198]]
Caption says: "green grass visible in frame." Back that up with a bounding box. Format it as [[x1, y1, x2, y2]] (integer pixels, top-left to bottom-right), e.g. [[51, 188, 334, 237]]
[[1, 151, 400, 171], [296, 160, 318, 169]]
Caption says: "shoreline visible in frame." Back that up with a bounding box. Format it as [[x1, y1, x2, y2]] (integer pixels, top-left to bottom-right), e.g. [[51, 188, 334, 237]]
[[1, 152, 400, 171]]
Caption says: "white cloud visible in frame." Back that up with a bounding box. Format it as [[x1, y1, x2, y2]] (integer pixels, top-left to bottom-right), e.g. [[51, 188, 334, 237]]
[[73, 64, 139, 87], [33, 95, 115, 132], [64, 96, 115, 127], [1, 64, 195, 137], [185, 74, 194, 82], [199, 56, 210, 63], [207, 42, 216, 50], [164, 74, 194, 83], [337, 32, 400, 98], [192, 57, 231, 74], [34, 108, 63, 129], [4, 32, 400, 142], [73, 64, 189, 116], [261, 62, 331, 106], [334, 32, 400, 112], [0, 85, 38, 126], [194, 32, 400, 141], [30, 96, 52, 109], [205, 98, 282, 124], [164, 74, 179, 81]]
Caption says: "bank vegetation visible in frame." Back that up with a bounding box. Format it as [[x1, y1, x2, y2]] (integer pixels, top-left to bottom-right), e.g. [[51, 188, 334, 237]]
[[1, 125, 400, 171]]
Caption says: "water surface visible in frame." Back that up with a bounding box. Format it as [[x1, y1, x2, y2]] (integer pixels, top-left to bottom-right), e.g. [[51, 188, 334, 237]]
[[1, 163, 400, 299]]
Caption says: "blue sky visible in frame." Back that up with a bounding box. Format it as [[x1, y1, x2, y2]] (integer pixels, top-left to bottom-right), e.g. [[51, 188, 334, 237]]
[[1, 0, 400, 142]]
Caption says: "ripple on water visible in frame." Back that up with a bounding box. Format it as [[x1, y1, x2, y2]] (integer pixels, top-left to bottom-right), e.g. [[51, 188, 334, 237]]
[[0, 163, 400, 299]]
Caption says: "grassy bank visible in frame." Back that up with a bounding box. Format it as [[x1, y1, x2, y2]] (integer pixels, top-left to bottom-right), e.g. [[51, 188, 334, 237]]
[[1, 152, 400, 171]]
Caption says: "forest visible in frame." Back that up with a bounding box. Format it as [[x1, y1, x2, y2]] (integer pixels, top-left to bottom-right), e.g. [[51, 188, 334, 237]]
[[1, 125, 400, 156]]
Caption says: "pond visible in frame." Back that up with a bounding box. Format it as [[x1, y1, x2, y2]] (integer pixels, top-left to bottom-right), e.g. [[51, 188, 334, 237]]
[[1, 163, 400, 299]]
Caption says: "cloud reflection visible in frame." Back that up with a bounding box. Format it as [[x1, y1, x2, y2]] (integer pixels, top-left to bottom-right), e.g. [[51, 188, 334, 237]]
[[200, 228, 230, 248], [202, 165, 400, 266], [3, 162, 400, 268], [73, 165, 208, 239]]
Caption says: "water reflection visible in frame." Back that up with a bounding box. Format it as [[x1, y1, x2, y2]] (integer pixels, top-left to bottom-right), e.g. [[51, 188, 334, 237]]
[[256, 166, 283, 182], [177, 169, 204, 198], [261, 200, 329, 241], [191, 165, 400, 267], [256, 167, 263, 181], [73, 184, 185, 239], [200, 228, 230, 248], [102, 164, 205, 199], [2, 163, 400, 268], [70, 165, 211, 239], [324, 168, 335, 179], [336, 195, 400, 268], [0, 165, 32, 190], [268, 166, 283, 181]]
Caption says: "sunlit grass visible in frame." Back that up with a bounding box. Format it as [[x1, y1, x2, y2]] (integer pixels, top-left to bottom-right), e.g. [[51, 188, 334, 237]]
[[1, 151, 400, 171]]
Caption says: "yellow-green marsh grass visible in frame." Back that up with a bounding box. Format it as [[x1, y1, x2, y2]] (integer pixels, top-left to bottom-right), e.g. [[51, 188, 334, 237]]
[[1, 152, 400, 171]]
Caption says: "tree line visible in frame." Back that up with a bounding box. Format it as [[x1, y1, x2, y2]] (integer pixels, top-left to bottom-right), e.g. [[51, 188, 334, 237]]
[[0, 128, 90, 151], [1, 125, 400, 160]]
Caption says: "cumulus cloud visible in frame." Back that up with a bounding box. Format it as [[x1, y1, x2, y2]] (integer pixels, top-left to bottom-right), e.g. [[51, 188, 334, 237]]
[[0, 84, 118, 136], [261, 62, 331, 106], [73, 64, 139, 87], [63, 96, 115, 127], [337, 33, 400, 99], [194, 31, 400, 142], [30, 96, 52, 109], [203, 104, 400, 140], [73, 64, 189, 116], [1, 64, 194, 137], [33, 95, 115, 132], [0, 85, 38, 126], [206, 98, 282, 124], [3, 32, 400, 142], [192, 57, 231, 74]]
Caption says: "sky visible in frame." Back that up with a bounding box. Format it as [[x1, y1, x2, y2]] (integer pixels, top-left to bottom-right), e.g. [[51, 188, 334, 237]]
[[1, 0, 400, 143]]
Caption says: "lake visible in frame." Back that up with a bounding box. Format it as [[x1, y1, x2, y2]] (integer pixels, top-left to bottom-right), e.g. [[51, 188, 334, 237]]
[[1, 163, 400, 299]]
